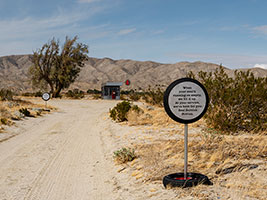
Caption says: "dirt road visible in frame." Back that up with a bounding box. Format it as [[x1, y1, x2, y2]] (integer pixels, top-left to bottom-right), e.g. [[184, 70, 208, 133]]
[[0, 99, 118, 200]]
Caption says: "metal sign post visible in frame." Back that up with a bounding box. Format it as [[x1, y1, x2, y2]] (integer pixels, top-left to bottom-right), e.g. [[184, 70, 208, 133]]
[[163, 77, 212, 188], [42, 92, 51, 109], [184, 123, 188, 179]]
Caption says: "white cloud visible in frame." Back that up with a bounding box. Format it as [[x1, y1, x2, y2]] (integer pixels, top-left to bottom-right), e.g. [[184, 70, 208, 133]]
[[0, 5, 111, 56], [254, 64, 267, 69], [118, 28, 136, 35], [252, 25, 267, 35]]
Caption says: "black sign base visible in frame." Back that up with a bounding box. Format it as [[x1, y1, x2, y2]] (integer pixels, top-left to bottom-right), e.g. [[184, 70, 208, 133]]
[[163, 172, 212, 188]]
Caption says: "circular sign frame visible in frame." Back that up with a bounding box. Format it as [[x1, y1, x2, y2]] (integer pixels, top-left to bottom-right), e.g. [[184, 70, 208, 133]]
[[42, 92, 51, 101], [164, 78, 209, 124]]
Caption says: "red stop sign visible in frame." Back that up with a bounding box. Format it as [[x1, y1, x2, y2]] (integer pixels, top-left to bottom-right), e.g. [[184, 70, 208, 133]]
[[125, 80, 130, 86]]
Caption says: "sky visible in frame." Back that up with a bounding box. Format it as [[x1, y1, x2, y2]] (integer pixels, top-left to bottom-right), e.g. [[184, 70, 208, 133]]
[[1, 0, 267, 69]]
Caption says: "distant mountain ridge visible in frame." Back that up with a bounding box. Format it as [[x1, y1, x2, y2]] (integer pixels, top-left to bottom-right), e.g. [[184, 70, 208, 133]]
[[0, 54, 266, 92]]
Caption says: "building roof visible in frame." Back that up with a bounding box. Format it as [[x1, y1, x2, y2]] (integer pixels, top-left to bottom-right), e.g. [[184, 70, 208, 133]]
[[102, 82, 123, 87]]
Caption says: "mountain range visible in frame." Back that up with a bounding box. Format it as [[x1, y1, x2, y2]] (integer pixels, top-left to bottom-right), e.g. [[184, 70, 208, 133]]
[[0, 54, 266, 92]]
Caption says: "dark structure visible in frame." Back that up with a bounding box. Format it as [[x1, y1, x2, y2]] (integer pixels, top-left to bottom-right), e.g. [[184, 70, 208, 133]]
[[101, 82, 123, 100]]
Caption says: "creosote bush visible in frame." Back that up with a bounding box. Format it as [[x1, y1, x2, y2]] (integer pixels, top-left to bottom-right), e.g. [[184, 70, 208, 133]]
[[143, 87, 164, 106], [65, 89, 85, 99], [21, 91, 42, 97], [113, 147, 136, 163], [110, 101, 131, 122], [109, 101, 142, 122], [188, 66, 267, 133], [0, 89, 13, 101]]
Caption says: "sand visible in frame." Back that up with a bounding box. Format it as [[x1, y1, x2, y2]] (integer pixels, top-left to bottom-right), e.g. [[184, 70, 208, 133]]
[[0, 99, 266, 200], [0, 99, 121, 200]]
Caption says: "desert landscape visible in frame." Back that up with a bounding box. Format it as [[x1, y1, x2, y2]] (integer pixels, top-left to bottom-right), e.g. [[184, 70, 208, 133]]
[[1, 0, 267, 199], [0, 46, 266, 200], [0, 92, 266, 200]]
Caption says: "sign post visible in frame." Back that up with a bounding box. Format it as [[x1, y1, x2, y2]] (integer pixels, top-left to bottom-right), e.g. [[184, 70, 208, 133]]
[[163, 78, 212, 188], [42, 92, 51, 108], [184, 123, 188, 179]]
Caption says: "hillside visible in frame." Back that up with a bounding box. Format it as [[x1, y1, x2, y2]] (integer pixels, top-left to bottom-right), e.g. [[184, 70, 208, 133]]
[[0, 54, 266, 92]]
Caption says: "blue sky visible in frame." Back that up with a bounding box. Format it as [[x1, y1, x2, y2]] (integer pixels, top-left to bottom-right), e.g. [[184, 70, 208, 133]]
[[1, 0, 267, 69]]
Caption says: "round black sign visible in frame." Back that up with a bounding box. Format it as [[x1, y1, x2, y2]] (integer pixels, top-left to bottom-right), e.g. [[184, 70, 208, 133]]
[[42, 92, 50, 101], [164, 78, 209, 124]]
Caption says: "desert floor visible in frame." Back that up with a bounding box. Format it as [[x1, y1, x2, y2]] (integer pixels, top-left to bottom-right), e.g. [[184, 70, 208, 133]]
[[0, 99, 266, 200]]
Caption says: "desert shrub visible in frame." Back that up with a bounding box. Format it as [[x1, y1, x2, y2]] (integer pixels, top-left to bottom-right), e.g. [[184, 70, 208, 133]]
[[110, 101, 131, 122], [129, 91, 141, 101], [34, 91, 43, 97], [21, 92, 32, 97], [87, 89, 101, 94], [0, 89, 13, 101], [22, 91, 43, 97], [188, 66, 267, 133], [113, 147, 136, 163], [143, 87, 164, 106], [121, 90, 131, 95], [109, 101, 142, 122], [19, 108, 31, 117], [131, 105, 143, 114], [65, 89, 84, 99]]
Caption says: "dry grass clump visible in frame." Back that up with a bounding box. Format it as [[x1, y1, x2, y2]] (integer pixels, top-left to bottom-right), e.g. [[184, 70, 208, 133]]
[[131, 131, 267, 199], [127, 107, 177, 126], [0, 106, 13, 127], [0, 97, 55, 131], [113, 147, 136, 164], [134, 133, 266, 181]]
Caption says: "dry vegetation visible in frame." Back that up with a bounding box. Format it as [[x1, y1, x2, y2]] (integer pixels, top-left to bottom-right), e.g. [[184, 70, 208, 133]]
[[0, 95, 55, 134], [113, 104, 267, 199]]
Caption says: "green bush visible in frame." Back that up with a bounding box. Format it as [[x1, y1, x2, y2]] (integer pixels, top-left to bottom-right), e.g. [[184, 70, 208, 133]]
[[131, 105, 143, 114], [129, 91, 141, 101], [22, 91, 43, 97], [109, 101, 131, 122], [109, 101, 143, 122], [143, 87, 164, 106], [113, 147, 136, 163], [65, 89, 85, 99], [0, 89, 13, 101], [188, 66, 267, 133], [87, 89, 101, 94]]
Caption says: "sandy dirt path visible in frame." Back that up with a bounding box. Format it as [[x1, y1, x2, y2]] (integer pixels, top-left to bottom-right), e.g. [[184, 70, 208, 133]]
[[0, 99, 118, 200]]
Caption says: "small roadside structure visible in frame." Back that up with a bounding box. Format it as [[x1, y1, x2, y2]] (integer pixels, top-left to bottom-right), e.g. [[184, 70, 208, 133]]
[[101, 82, 123, 100]]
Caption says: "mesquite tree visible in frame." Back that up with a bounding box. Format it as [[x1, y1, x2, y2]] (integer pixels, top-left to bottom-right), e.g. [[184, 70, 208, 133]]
[[29, 36, 88, 97]]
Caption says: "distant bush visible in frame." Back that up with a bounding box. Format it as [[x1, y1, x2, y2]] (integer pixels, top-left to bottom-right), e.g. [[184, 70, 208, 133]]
[[109, 101, 142, 122], [129, 91, 141, 101], [87, 89, 101, 94], [143, 87, 164, 106], [22, 91, 43, 97], [113, 147, 136, 163], [0, 89, 13, 101], [188, 66, 267, 133], [65, 89, 85, 99]]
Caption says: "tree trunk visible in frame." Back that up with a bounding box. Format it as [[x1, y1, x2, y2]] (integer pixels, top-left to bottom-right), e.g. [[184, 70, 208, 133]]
[[47, 81, 54, 97], [53, 83, 63, 98]]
